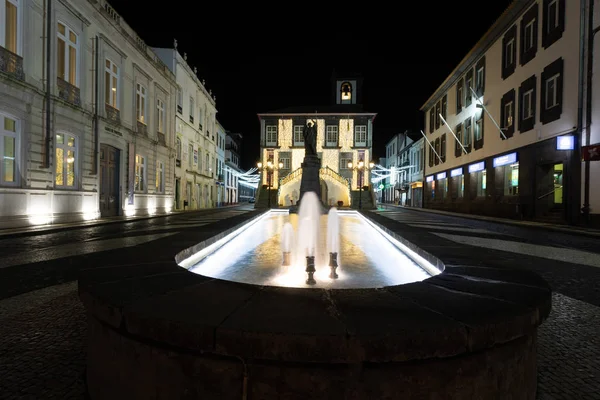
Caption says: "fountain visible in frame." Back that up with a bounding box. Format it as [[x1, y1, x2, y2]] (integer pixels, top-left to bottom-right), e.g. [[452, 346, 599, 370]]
[[79, 190, 552, 400]]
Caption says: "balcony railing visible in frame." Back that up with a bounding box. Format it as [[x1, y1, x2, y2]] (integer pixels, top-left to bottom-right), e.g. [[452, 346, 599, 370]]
[[105, 104, 120, 123], [57, 77, 81, 106], [136, 121, 147, 136], [0, 46, 24, 81]]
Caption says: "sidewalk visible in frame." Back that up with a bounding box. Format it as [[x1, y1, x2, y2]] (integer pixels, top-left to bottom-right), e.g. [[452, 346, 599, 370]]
[[377, 203, 600, 238], [0, 204, 246, 238]]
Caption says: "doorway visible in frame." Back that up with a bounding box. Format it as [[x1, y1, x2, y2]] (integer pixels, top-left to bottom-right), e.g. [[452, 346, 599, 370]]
[[99, 144, 120, 217], [175, 179, 181, 210], [552, 163, 563, 205]]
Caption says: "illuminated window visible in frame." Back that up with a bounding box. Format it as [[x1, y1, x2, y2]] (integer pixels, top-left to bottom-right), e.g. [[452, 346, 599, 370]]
[[326, 125, 338, 146], [157, 99, 165, 133], [0, 113, 19, 185], [135, 154, 146, 192], [57, 22, 78, 86], [354, 125, 367, 145], [156, 161, 164, 193], [340, 82, 352, 101], [266, 125, 277, 145], [476, 170, 486, 197], [2, 0, 20, 55], [105, 59, 119, 108], [136, 83, 147, 124], [55, 132, 77, 188], [504, 163, 519, 196], [293, 125, 304, 146]]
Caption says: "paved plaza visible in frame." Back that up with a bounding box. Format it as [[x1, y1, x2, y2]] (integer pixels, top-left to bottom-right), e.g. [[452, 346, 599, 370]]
[[0, 205, 599, 399]]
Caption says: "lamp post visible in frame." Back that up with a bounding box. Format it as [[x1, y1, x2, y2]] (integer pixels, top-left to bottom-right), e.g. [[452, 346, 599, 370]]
[[347, 159, 375, 209], [257, 160, 283, 208]]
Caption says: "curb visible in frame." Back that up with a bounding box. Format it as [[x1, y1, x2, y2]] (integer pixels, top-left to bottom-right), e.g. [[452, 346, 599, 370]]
[[376, 204, 600, 238], [0, 205, 247, 239]]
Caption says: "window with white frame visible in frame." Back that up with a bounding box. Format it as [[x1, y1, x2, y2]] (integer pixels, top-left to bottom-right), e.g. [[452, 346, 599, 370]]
[[547, 0, 559, 33], [280, 157, 290, 169], [0, 114, 19, 185], [545, 74, 560, 109], [176, 137, 181, 161], [177, 88, 182, 114], [156, 161, 164, 193], [340, 153, 352, 170], [293, 125, 304, 145], [157, 99, 165, 133], [522, 89, 534, 119], [134, 154, 145, 192], [464, 117, 472, 147], [189, 96, 194, 123], [266, 125, 277, 145], [504, 100, 514, 128], [326, 125, 338, 146], [1, 0, 20, 55], [354, 125, 367, 145], [188, 144, 193, 169], [136, 83, 147, 124], [505, 38, 514, 68], [475, 115, 483, 141], [205, 152, 209, 172], [55, 132, 77, 187], [105, 59, 119, 108], [57, 22, 78, 86], [524, 20, 535, 51]]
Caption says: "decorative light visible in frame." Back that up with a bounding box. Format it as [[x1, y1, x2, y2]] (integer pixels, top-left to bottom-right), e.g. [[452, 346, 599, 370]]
[[257, 162, 262, 168]]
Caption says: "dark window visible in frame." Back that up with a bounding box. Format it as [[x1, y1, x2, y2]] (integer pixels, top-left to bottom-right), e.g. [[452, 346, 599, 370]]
[[540, 57, 564, 124], [475, 57, 486, 97], [542, 0, 565, 49], [500, 89, 516, 139], [429, 144, 434, 167], [429, 108, 435, 133], [502, 25, 517, 79], [435, 101, 441, 129], [456, 78, 464, 112], [441, 95, 447, 122], [465, 69, 474, 106], [518, 75, 537, 132], [455, 123, 463, 158], [474, 113, 484, 150], [520, 3, 539, 66], [463, 117, 472, 151], [440, 134, 447, 163], [434, 138, 440, 165]]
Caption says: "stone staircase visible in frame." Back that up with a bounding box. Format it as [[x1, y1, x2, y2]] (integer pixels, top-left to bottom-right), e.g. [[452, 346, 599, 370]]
[[254, 185, 278, 209], [350, 188, 376, 210]]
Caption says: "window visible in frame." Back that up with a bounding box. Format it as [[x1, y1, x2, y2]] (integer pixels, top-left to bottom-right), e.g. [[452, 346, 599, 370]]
[[505, 38, 515, 68], [189, 97, 194, 124], [55, 132, 76, 187], [455, 123, 463, 157], [441, 95, 447, 121], [541, 58, 563, 124], [340, 82, 352, 101], [500, 89, 516, 138], [429, 109, 435, 133], [105, 59, 119, 108], [455, 174, 464, 198], [156, 161, 164, 193], [464, 117, 472, 148], [465, 69, 473, 106], [435, 102, 440, 129], [476, 170, 487, 197], [2, 0, 20, 55], [266, 125, 277, 145], [475, 57, 486, 97], [157, 99, 165, 133], [504, 162, 519, 196], [518, 75, 537, 132], [293, 125, 304, 145], [176, 137, 182, 161], [440, 134, 447, 162], [57, 22, 78, 86], [456, 79, 464, 112], [188, 144, 193, 169], [434, 138, 440, 165], [354, 125, 367, 145], [340, 153, 352, 170], [543, 0, 565, 48], [205, 152, 209, 172], [0, 114, 19, 185], [280, 157, 291, 169], [135, 154, 145, 192], [177, 89, 182, 114], [136, 83, 146, 124], [326, 125, 338, 146], [474, 114, 484, 145], [520, 3, 539, 65]]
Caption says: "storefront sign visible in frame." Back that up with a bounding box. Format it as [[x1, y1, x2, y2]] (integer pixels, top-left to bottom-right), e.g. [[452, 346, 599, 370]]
[[556, 135, 574, 150], [426, 175, 434, 182], [436, 172, 447, 180], [493, 152, 517, 168], [451, 167, 463, 177], [468, 161, 485, 173], [582, 144, 600, 161]]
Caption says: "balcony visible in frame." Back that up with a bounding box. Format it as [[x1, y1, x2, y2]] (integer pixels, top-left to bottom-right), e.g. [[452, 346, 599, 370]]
[[105, 104, 120, 123], [57, 78, 81, 106], [136, 121, 147, 136], [157, 132, 166, 146], [0, 46, 24, 81]]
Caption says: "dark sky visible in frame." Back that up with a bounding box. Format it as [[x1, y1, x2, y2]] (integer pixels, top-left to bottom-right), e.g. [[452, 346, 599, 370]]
[[108, 1, 513, 169]]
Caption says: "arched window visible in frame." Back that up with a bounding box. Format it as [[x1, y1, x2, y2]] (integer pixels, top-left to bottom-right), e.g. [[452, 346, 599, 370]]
[[341, 82, 352, 101], [0, 112, 20, 185]]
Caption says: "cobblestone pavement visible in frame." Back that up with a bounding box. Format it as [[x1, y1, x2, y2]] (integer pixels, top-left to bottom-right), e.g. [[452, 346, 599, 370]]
[[0, 285, 597, 399]]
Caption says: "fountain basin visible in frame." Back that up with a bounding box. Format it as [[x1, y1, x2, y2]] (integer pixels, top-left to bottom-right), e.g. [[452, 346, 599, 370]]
[[78, 209, 552, 399]]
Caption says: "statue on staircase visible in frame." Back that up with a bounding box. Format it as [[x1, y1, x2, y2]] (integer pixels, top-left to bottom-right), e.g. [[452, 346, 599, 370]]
[[303, 120, 317, 157]]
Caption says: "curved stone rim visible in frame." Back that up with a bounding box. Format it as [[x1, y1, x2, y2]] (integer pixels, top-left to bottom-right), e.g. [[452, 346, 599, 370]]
[[78, 210, 552, 365]]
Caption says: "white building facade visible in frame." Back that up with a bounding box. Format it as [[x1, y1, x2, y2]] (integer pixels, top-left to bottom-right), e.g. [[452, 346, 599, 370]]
[[224, 132, 241, 204], [152, 46, 218, 211], [408, 137, 424, 207], [0, 0, 177, 228], [215, 120, 226, 206], [421, 0, 593, 225]]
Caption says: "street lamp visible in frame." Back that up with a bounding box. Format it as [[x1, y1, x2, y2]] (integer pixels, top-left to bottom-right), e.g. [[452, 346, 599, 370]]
[[347, 159, 375, 209], [257, 160, 283, 208]]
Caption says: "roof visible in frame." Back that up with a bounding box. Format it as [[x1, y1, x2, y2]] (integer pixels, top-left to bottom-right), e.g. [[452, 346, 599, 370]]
[[420, 0, 534, 111], [258, 104, 376, 117]]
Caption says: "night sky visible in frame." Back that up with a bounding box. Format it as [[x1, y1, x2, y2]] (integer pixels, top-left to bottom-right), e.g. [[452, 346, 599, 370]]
[[108, 1, 513, 169]]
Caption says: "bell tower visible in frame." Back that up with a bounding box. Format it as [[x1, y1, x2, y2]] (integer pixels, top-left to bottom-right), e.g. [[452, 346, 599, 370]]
[[331, 70, 363, 105]]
